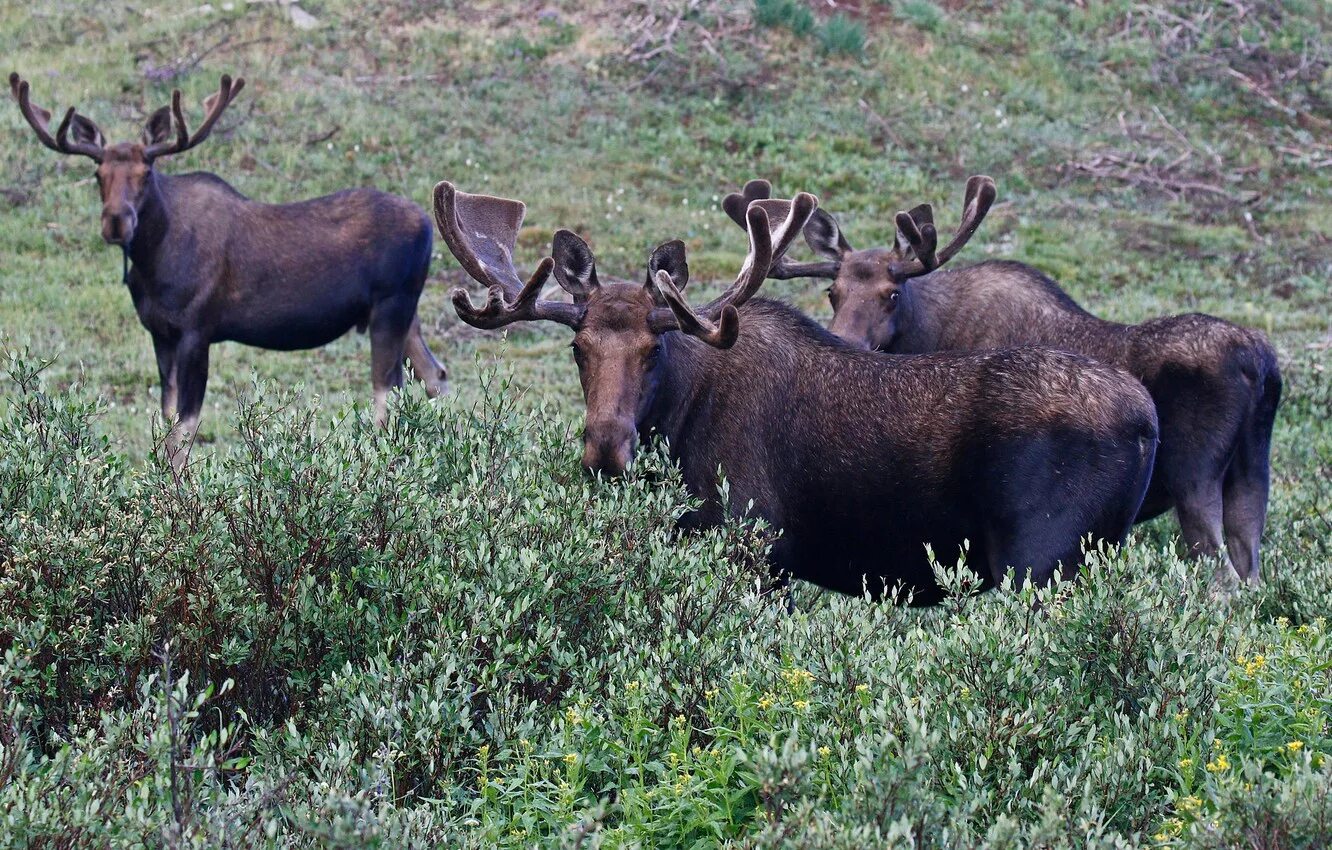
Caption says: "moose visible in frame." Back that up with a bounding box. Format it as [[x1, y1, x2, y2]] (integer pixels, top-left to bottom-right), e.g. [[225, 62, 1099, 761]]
[[9, 72, 448, 462], [436, 181, 1160, 601], [724, 176, 1281, 587]]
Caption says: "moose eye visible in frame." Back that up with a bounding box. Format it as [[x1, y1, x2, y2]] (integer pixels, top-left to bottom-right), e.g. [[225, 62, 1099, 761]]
[[889, 291, 900, 304], [646, 343, 662, 364], [570, 341, 584, 360]]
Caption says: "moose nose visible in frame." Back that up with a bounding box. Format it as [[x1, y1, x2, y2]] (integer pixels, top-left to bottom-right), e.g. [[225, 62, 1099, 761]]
[[581, 422, 636, 478], [101, 210, 136, 245]]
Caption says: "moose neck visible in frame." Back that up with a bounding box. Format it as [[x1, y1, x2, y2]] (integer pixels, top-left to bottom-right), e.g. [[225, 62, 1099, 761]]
[[637, 330, 707, 451], [124, 169, 171, 275]]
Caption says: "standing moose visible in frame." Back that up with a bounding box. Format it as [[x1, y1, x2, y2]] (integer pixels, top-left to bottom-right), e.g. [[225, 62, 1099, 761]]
[[725, 177, 1281, 586], [9, 73, 448, 462], [436, 182, 1159, 601]]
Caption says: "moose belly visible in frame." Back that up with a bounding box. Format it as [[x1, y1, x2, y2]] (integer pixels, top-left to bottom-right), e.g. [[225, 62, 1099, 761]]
[[213, 295, 368, 351]]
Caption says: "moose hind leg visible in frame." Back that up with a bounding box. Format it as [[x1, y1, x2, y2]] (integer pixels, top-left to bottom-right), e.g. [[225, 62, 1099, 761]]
[[1172, 477, 1232, 589], [403, 315, 448, 398], [1221, 427, 1275, 588]]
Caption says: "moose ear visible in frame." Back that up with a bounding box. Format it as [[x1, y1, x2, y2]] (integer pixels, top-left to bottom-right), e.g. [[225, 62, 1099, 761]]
[[68, 112, 105, 150], [803, 209, 851, 260], [552, 229, 600, 300], [141, 106, 174, 147], [646, 239, 688, 299]]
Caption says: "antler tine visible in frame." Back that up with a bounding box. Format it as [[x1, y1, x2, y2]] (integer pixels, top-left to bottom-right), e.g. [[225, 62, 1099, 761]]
[[746, 193, 836, 280], [935, 175, 996, 266], [145, 75, 244, 160], [651, 269, 740, 348], [894, 203, 937, 270], [9, 73, 102, 160], [890, 175, 996, 280], [697, 202, 774, 320], [450, 256, 581, 329]]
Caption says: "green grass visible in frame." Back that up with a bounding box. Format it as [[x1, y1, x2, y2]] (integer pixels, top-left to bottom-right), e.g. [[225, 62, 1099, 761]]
[[1, 0, 1330, 846]]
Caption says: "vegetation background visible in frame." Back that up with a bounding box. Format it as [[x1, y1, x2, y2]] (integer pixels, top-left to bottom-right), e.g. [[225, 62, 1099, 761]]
[[0, 0, 1329, 846]]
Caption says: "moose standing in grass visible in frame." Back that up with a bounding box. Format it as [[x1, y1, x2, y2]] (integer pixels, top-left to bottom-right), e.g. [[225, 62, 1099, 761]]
[[9, 72, 448, 464], [725, 176, 1281, 587]]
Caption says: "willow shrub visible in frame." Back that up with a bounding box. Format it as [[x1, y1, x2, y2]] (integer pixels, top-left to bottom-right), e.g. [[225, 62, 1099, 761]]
[[0, 352, 1328, 848]]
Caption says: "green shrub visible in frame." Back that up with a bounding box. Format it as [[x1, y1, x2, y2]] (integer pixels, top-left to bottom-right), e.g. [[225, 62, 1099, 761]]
[[1, 353, 1329, 847]]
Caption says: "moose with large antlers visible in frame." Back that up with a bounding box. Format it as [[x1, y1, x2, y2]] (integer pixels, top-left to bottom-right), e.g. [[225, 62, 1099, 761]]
[[725, 176, 1281, 587], [437, 181, 1160, 600], [9, 72, 448, 462]]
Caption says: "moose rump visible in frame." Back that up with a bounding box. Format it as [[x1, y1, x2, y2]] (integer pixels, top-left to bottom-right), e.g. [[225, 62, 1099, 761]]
[[659, 305, 1159, 601]]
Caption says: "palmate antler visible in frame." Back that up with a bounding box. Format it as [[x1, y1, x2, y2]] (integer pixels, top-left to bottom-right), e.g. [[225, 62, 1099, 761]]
[[434, 181, 582, 328], [143, 74, 245, 160], [723, 180, 840, 280], [9, 72, 105, 160]]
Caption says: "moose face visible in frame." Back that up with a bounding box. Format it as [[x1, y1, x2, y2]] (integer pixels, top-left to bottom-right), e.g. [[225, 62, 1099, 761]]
[[10, 73, 244, 247], [94, 144, 152, 245], [569, 284, 665, 476], [824, 247, 907, 351], [435, 182, 816, 479], [722, 176, 997, 352]]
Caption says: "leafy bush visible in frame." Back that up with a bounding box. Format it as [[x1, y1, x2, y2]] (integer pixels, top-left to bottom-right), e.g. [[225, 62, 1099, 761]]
[[0, 353, 1329, 847]]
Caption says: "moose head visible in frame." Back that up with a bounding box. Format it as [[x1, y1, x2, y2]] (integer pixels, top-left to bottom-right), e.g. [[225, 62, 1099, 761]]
[[724, 175, 996, 351], [435, 181, 816, 476], [10, 73, 244, 245]]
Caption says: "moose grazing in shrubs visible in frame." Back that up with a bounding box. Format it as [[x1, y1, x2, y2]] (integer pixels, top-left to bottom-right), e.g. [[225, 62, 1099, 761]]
[[437, 181, 1160, 602], [725, 176, 1281, 587], [9, 72, 448, 463]]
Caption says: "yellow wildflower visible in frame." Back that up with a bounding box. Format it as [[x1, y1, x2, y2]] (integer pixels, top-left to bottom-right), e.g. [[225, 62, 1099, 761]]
[[1206, 753, 1230, 772], [563, 753, 578, 765], [566, 707, 583, 726], [792, 699, 809, 710], [1178, 795, 1202, 813], [757, 694, 775, 710], [960, 687, 971, 698], [1287, 740, 1305, 752], [818, 746, 831, 759], [1174, 709, 1190, 723], [1178, 758, 1193, 770], [855, 683, 870, 694]]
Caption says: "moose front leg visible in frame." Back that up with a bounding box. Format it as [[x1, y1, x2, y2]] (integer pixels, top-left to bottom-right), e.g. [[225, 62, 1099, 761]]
[[166, 333, 210, 469], [150, 332, 179, 421]]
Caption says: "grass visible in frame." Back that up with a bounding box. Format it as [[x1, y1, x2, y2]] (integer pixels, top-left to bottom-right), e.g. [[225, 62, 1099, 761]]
[[1, 0, 1330, 845]]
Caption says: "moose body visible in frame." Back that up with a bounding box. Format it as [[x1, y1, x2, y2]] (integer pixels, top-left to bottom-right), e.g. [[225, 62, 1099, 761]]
[[437, 183, 1159, 600], [10, 73, 447, 460], [642, 299, 1159, 599], [888, 260, 1281, 585], [724, 177, 1281, 585]]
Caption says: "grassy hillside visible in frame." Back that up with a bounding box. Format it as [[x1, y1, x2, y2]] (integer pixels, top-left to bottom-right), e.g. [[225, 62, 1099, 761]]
[[1, 1, 1330, 846]]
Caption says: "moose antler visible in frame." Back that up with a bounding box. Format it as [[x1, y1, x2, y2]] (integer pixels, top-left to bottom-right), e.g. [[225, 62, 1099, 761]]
[[651, 269, 740, 348], [434, 181, 583, 329], [9, 72, 104, 160], [723, 179, 839, 280], [143, 74, 245, 160], [649, 192, 817, 337], [889, 175, 996, 279]]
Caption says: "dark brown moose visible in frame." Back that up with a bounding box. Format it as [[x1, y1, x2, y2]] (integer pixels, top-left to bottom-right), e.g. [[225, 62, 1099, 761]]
[[437, 182, 1160, 602], [10, 73, 448, 462], [726, 177, 1281, 587]]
